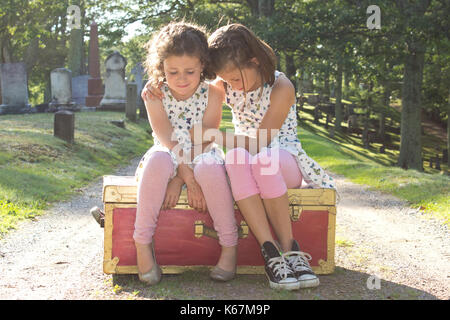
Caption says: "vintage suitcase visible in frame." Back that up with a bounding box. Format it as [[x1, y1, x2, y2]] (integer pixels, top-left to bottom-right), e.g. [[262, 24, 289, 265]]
[[102, 175, 336, 275]]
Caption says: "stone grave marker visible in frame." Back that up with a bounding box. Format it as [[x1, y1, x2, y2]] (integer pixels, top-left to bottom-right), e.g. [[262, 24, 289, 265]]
[[49, 68, 77, 112], [99, 51, 127, 111], [0, 62, 31, 114], [126, 83, 137, 121], [54, 110, 75, 143]]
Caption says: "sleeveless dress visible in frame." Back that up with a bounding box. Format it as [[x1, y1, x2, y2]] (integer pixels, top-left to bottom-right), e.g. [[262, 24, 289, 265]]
[[224, 71, 336, 189], [135, 81, 225, 182]]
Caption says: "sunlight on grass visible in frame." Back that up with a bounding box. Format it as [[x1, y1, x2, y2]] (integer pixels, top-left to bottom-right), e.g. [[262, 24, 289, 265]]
[[0, 112, 151, 237]]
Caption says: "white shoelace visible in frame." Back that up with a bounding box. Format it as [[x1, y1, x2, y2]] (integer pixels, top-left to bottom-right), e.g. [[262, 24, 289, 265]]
[[283, 251, 313, 272], [267, 255, 292, 280]]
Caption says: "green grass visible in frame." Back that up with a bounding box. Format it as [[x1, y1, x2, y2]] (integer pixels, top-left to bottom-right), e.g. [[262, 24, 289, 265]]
[[0, 112, 151, 236]]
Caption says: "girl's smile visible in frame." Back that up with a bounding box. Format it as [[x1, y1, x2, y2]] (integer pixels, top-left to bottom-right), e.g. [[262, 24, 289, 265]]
[[163, 55, 203, 100]]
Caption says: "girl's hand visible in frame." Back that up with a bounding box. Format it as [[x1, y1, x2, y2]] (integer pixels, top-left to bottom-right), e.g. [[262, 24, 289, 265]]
[[141, 80, 164, 101], [185, 177, 207, 213], [162, 177, 183, 210]]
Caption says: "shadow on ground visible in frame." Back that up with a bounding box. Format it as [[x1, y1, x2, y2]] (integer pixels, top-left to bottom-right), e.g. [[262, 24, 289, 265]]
[[110, 266, 436, 300]]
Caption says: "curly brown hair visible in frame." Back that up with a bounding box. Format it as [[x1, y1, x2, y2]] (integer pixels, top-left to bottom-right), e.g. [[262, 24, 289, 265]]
[[208, 23, 277, 86], [143, 21, 215, 86]]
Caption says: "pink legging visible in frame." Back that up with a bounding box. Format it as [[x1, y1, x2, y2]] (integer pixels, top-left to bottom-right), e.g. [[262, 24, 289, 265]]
[[133, 151, 238, 247], [225, 148, 303, 201]]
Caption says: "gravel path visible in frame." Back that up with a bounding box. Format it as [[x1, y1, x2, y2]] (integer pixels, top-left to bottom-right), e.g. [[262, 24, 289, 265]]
[[0, 158, 448, 300]]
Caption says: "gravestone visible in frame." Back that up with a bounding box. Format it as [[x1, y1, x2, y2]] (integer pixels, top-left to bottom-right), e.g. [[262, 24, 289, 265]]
[[72, 75, 89, 107], [140, 79, 148, 119], [49, 68, 77, 112], [0, 62, 31, 114], [131, 63, 145, 109], [85, 21, 104, 107], [99, 51, 127, 111], [126, 83, 137, 121], [54, 110, 75, 143]]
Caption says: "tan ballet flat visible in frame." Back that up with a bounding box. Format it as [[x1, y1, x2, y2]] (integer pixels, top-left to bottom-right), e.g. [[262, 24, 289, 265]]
[[209, 266, 236, 282], [137, 242, 162, 285]]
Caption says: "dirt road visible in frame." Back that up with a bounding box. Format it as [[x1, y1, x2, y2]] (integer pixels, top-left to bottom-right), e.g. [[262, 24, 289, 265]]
[[0, 158, 448, 300]]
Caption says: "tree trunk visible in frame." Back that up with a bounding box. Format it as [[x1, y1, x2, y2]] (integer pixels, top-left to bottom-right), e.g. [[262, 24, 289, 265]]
[[379, 86, 391, 142], [285, 52, 296, 88], [447, 90, 450, 168], [334, 63, 343, 132], [246, 0, 259, 16], [398, 41, 425, 171], [324, 69, 330, 99], [363, 82, 373, 149], [258, 0, 274, 17]]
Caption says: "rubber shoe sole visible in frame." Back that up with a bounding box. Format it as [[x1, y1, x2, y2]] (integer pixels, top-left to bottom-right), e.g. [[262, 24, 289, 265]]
[[266, 274, 301, 291], [298, 274, 320, 288]]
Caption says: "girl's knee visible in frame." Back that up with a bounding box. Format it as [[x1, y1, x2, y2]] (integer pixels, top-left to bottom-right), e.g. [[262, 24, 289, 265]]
[[251, 150, 279, 177], [143, 152, 173, 173], [225, 148, 251, 169], [194, 160, 224, 181]]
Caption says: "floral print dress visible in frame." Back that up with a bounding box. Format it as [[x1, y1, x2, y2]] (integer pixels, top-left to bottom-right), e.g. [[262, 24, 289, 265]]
[[135, 81, 225, 182], [224, 71, 336, 189]]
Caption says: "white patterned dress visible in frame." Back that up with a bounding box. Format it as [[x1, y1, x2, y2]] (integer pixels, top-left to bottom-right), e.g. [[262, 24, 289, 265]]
[[135, 81, 225, 182], [224, 71, 336, 189]]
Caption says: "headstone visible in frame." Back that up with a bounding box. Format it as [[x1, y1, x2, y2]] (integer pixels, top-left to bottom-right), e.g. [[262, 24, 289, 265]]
[[126, 83, 137, 121], [131, 63, 145, 108], [85, 21, 104, 107], [54, 110, 75, 143], [140, 79, 148, 119], [49, 68, 77, 112], [72, 75, 89, 106], [0, 62, 32, 114], [99, 51, 127, 111]]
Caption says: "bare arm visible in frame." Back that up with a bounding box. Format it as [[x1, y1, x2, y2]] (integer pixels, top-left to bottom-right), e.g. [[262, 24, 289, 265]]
[[191, 75, 295, 154]]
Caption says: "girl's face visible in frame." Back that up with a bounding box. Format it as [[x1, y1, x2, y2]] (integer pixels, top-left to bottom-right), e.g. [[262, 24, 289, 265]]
[[217, 63, 262, 92], [163, 54, 203, 100]]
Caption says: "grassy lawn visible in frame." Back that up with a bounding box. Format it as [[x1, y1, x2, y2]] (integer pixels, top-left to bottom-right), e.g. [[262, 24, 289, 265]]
[[0, 111, 151, 236]]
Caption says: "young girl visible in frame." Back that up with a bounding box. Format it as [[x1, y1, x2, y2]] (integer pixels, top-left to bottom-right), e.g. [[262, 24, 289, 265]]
[[143, 24, 336, 290], [195, 23, 336, 290], [135, 21, 238, 285]]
